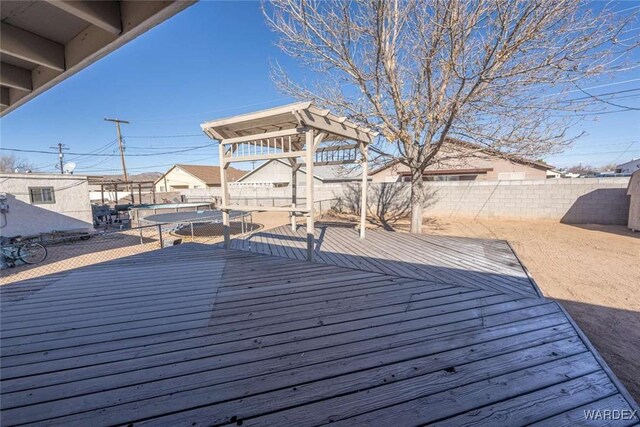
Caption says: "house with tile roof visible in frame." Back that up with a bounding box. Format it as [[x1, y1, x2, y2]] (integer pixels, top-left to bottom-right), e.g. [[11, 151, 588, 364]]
[[154, 164, 246, 192], [370, 139, 554, 182]]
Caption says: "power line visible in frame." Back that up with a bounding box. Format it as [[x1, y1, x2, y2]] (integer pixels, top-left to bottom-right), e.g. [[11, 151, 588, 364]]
[[610, 142, 637, 164], [0, 145, 215, 157], [123, 134, 204, 139], [75, 155, 219, 173], [548, 148, 640, 157], [570, 83, 640, 111], [543, 78, 640, 98], [66, 138, 117, 162], [559, 87, 640, 103]]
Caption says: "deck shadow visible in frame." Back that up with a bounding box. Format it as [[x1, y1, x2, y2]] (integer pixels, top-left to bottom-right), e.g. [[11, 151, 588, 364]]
[[234, 225, 541, 297]]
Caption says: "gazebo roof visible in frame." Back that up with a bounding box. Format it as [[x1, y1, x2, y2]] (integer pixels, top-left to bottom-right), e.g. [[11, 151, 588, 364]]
[[200, 101, 376, 144]]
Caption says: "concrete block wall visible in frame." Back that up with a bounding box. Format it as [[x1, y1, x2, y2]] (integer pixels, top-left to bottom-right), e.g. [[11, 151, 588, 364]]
[[180, 178, 632, 225], [413, 178, 631, 224]]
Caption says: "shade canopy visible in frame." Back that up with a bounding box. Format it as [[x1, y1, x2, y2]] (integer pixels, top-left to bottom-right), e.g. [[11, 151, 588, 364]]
[[201, 101, 376, 144], [199, 101, 373, 260]]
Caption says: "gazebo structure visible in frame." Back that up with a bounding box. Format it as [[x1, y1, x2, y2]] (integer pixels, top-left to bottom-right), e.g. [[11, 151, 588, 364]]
[[201, 101, 376, 261]]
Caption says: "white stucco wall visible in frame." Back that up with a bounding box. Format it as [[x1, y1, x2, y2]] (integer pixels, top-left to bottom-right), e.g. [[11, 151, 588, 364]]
[[0, 173, 94, 238], [155, 167, 206, 192]]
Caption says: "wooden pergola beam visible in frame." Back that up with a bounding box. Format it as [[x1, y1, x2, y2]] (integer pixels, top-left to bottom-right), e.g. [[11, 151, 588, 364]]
[[225, 151, 308, 165], [220, 205, 309, 213], [219, 127, 303, 145]]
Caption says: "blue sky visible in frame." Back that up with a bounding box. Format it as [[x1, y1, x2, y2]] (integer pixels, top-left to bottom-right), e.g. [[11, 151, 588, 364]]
[[1, 1, 639, 174]]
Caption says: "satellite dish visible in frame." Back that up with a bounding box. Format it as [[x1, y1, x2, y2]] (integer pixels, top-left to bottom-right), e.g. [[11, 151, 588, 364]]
[[63, 162, 76, 174]]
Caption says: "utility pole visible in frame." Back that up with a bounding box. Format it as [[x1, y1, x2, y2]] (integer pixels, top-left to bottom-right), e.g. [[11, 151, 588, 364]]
[[104, 118, 133, 203], [50, 142, 68, 174]]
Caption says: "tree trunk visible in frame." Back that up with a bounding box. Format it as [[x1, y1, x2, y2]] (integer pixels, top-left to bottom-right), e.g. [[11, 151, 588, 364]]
[[409, 166, 425, 234]]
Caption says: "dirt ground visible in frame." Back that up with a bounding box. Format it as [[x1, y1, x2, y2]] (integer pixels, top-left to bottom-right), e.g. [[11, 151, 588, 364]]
[[0, 212, 290, 285], [322, 212, 640, 402]]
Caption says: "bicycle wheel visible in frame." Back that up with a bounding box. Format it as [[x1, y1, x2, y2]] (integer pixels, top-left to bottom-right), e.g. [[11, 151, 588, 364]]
[[18, 243, 47, 264]]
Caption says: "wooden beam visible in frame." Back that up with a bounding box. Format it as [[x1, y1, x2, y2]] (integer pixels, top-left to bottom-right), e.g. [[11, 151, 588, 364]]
[[360, 144, 368, 239], [219, 128, 303, 145], [229, 151, 307, 163], [0, 87, 9, 107], [201, 101, 312, 129], [291, 161, 300, 232], [305, 129, 315, 261], [1, 1, 195, 117], [0, 23, 65, 71], [313, 132, 328, 150], [219, 143, 230, 248], [46, 1, 122, 35], [0, 63, 32, 91], [220, 205, 310, 213], [315, 143, 359, 153], [301, 108, 374, 144], [313, 160, 359, 167]]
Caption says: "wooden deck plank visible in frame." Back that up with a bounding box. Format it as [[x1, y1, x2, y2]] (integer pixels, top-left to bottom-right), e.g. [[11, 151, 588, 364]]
[[322, 353, 603, 427], [433, 372, 621, 427], [1, 312, 572, 424], [529, 394, 640, 427], [1, 298, 553, 381], [1, 241, 636, 425], [133, 334, 583, 427], [224, 225, 539, 297]]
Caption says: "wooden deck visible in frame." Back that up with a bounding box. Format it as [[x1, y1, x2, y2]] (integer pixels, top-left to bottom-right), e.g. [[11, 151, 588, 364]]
[[1, 235, 638, 425], [221, 224, 541, 297]]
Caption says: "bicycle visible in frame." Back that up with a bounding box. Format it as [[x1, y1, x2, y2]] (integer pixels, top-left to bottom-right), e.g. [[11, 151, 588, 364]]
[[0, 236, 47, 268]]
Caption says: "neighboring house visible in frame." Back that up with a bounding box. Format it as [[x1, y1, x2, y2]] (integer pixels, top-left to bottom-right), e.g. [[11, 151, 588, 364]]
[[546, 169, 564, 179], [234, 159, 366, 187], [616, 158, 640, 175], [0, 173, 93, 238], [154, 164, 246, 192], [370, 139, 553, 182]]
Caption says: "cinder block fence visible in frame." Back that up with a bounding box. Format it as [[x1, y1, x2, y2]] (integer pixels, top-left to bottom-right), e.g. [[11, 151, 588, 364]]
[[181, 178, 632, 225], [417, 178, 630, 224]]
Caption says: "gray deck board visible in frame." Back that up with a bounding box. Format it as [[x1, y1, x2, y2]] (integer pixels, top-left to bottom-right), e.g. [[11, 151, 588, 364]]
[[1, 235, 636, 426], [221, 225, 540, 297]]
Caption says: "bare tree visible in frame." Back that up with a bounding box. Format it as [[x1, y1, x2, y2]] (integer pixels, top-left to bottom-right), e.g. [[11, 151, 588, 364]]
[[598, 163, 618, 172], [566, 164, 597, 175], [264, 0, 639, 233], [0, 154, 34, 173]]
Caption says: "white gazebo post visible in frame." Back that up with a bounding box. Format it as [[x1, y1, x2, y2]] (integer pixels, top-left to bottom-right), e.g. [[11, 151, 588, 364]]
[[219, 142, 230, 248], [290, 160, 300, 232], [305, 129, 315, 261], [360, 143, 368, 239]]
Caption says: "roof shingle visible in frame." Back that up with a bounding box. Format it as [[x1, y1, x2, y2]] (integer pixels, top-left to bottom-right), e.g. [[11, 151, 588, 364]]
[[176, 164, 246, 185]]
